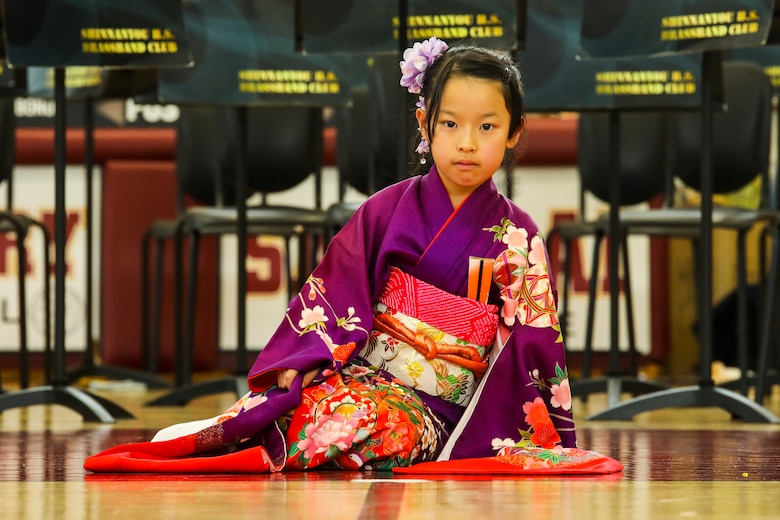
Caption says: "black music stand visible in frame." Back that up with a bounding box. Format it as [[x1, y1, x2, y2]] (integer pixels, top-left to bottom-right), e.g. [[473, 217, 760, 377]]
[[0, 70, 132, 422], [564, 111, 670, 408], [520, 0, 679, 407], [0, 0, 192, 422], [65, 84, 171, 390], [575, 0, 779, 423], [145, 0, 347, 407], [717, 45, 780, 401]]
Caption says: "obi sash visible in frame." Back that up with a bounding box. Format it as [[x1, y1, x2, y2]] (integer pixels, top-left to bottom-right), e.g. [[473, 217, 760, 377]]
[[358, 267, 499, 407]]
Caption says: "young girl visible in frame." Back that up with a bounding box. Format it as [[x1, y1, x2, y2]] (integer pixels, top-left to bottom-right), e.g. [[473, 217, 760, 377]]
[[86, 38, 610, 474]]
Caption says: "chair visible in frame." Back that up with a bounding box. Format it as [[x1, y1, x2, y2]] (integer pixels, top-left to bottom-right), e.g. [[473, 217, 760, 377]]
[[325, 54, 415, 246], [0, 97, 52, 391], [143, 104, 327, 406], [614, 61, 774, 399], [546, 110, 670, 399]]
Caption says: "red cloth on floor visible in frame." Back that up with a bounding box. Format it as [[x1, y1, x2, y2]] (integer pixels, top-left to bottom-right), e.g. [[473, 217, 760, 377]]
[[393, 448, 623, 476], [83, 437, 279, 474]]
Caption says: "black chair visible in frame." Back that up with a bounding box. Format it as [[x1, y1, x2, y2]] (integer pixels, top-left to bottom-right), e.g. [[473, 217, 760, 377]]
[[325, 54, 414, 246], [143, 105, 327, 406], [546, 111, 670, 400], [0, 97, 51, 391], [614, 62, 774, 399]]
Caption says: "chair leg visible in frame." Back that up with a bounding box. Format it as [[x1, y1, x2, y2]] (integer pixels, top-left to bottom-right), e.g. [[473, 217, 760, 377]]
[[16, 224, 29, 389], [689, 238, 706, 381], [144, 234, 165, 374], [621, 231, 639, 375], [173, 224, 186, 387], [582, 231, 605, 379], [182, 231, 201, 386], [31, 221, 52, 386], [736, 231, 750, 396], [284, 235, 294, 302], [755, 224, 780, 403], [560, 233, 572, 340], [140, 229, 152, 372]]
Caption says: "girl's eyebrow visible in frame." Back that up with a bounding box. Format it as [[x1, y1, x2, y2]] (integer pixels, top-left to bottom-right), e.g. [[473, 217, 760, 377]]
[[440, 108, 500, 118]]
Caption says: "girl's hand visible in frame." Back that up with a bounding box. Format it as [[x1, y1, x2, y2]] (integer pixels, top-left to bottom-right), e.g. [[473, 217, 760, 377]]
[[277, 367, 320, 390]]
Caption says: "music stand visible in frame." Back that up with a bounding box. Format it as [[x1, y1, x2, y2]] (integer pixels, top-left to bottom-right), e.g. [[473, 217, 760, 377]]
[[0, 0, 192, 422]]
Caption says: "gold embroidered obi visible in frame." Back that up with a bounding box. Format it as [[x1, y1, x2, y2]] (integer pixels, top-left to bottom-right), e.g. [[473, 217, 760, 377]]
[[358, 268, 499, 406]]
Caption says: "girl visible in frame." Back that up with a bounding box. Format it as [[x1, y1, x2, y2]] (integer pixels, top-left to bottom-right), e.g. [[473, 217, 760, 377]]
[[86, 38, 608, 474]]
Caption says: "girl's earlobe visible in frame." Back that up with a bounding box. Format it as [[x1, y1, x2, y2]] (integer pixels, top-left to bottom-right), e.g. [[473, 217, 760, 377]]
[[415, 108, 429, 141], [507, 129, 522, 149]]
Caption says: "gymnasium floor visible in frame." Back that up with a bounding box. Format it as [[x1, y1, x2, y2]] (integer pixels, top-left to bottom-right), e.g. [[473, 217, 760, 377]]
[[1, 374, 779, 520]]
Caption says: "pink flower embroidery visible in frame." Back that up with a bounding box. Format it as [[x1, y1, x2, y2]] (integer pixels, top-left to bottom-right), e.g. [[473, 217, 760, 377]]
[[550, 379, 572, 411], [502, 225, 529, 250], [346, 365, 370, 378], [528, 235, 547, 265], [243, 394, 268, 411], [296, 413, 358, 460], [299, 305, 329, 329]]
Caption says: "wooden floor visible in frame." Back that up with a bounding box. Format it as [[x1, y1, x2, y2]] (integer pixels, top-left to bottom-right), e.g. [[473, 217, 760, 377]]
[[2, 372, 780, 520]]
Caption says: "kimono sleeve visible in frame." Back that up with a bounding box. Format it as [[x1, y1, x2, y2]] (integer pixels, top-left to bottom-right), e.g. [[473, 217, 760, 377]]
[[246, 198, 391, 392]]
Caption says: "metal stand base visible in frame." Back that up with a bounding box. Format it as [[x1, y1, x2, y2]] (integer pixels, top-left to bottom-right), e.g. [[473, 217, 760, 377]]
[[67, 365, 171, 389], [572, 375, 669, 407], [586, 384, 780, 423], [144, 375, 249, 407], [0, 385, 134, 423]]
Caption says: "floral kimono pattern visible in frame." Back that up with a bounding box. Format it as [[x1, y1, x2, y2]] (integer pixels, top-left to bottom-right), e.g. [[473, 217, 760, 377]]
[[284, 365, 445, 470]]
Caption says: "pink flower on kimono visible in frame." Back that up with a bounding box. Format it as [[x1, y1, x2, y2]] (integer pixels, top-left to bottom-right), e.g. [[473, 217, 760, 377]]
[[524, 457, 552, 470], [297, 413, 359, 460], [346, 365, 371, 378], [502, 225, 528, 250], [243, 394, 268, 411], [550, 379, 572, 411], [299, 305, 329, 329], [500, 295, 517, 326], [528, 235, 547, 266]]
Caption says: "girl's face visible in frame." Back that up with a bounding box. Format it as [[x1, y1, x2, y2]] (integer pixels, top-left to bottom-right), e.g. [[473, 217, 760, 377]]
[[417, 76, 520, 208]]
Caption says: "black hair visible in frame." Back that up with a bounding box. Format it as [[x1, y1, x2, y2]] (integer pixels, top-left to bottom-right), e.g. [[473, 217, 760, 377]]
[[413, 45, 526, 173]]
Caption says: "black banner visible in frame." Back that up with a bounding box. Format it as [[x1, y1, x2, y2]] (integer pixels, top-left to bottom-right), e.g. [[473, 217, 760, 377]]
[[579, 0, 774, 59], [521, 0, 703, 112], [300, 0, 518, 53], [158, 0, 349, 106], [2, 0, 192, 68], [725, 46, 780, 90]]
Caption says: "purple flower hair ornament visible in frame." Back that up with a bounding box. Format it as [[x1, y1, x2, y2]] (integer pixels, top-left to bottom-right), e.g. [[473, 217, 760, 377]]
[[401, 37, 448, 161], [399, 36, 449, 95], [415, 137, 430, 155]]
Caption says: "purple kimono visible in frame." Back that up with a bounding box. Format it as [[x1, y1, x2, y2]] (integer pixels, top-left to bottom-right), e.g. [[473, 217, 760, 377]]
[[249, 167, 576, 461]]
